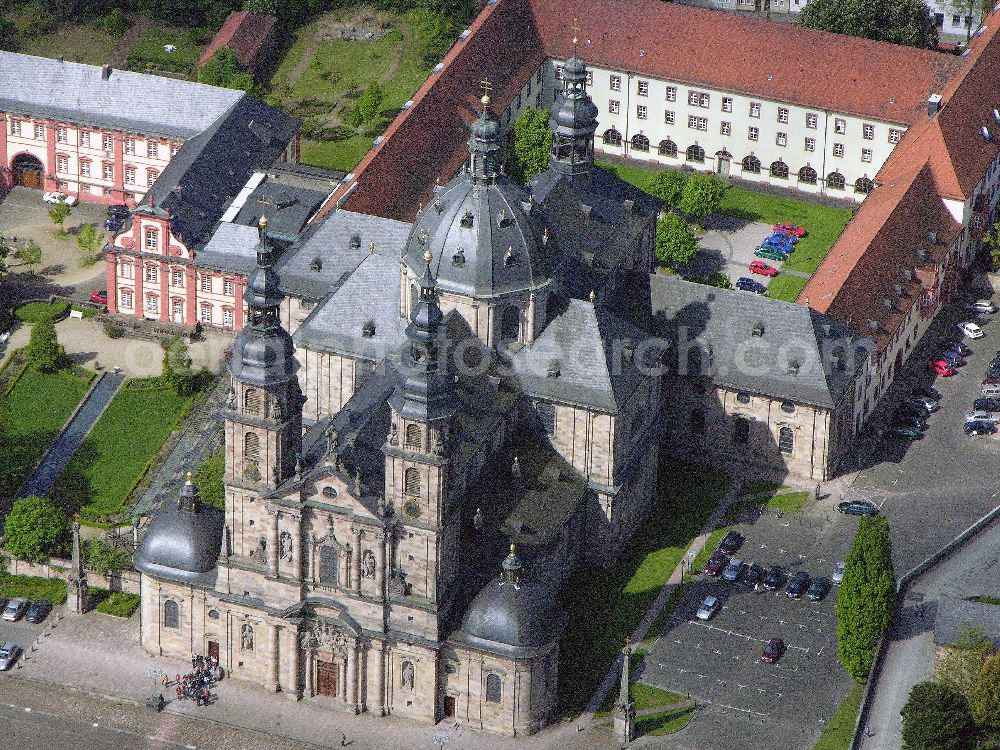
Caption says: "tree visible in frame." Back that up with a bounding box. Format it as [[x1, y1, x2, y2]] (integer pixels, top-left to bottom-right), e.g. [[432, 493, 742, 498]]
[[797, 0, 938, 48], [901, 681, 975, 750], [937, 625, 994, 696], [2, 495, 68, 563], [83, 538, 133, 576], [195, 449, 226, 509], [347, 82, 384, 130], [702, 272, 733, 289], [102, 8, 130, 36], [76, 224, 104, 266], [655, 215, 700, 269], [510, 108, 553, 183], [0, 234, 9, 273], [243, 0, 277, 13], [49, 200, 71, 234], [648, 169, 688, 212], [968, 652, 1000, 730], [19, 240, 41, 269], [836, 514, 897, 681], [161, 335, 195, 395], [228, 71, 255, 91], [679, 173, 728, 221], [198, 47, 241, 87], [982, 220, 1000, 269], [27, 315, 64, 372]]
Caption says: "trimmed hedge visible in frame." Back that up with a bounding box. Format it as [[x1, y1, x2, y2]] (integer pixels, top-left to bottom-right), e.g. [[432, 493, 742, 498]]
[[94, 591, 140, 618], [0, 573, 68, 605], [15, 301, 70, 323]]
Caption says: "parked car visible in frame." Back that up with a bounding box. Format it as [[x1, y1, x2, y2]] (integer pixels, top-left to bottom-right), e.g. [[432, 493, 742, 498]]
[[722, 558, 744, 582], [838, 499, 878, 516], [761, 637, 786, 664], [965, 410, 999, 423], [927, 359, 957, 376], [704, 551, 727, 577], [768, 230, 799, 245], [24, 600, 51, 624], [773, 222, 806, 237], [749, 260, 778, 276], [974, 397, 1000, 412], [744, 563, 763, 587], [889, 426, 924, 440], [1, 598, 28, 622], [912, 385, 942, 400], [104, 217, 124, 232], [786, 571, 809, 598], [968, 299, 998, 314], [89, 290, 108, 305], [895, 414, 927, 430], [762, 566, 782, 591], [718, 530, 743, 554], [763, 236, 795, 252], [947, 343, 974, 358], [982, 383, 1000, 397], [106, 204, 129, 220], [965, 420, 998, 436], [806, 578, 830, 601], [0, 642, 20, 671], [754, 246, 788, 261], [736, 277, 767, 294], [984, 376, 1000, 386], [906, 396, 938, 413], [938, 351, 963, 366], [42, 191, 78, 206], [959, 322, 985, 338], [696, 596, 721, 621], [832, 562, 846, 585], [986, 365, 1000, 379]]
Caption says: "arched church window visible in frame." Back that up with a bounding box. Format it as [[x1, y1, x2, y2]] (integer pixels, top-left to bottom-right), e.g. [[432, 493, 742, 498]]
[[798, 166, 817, 185], [658, 139, 677, 157], [779, 426, 795, 454], [732, 416, 750, 444], [742, 155, 761, 174], [603, 128, 622, 146], [485, 673, 502, 703], [686, 144, 705, 163], [163, 599, 179, 629], [770, 160, 789, 179], [244, 388, 260, 415], [244, 432, 260, 461], [827, 171, 846, 190], [404, 468, 420, 497], [319, 545, 339, 585], [405, 424, 422, 450]]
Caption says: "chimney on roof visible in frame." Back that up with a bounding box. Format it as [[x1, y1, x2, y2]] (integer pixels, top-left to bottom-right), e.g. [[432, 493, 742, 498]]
[[57, 54, 64, 62], [927, 93, 942, 118], [101, 64, 112, 80]]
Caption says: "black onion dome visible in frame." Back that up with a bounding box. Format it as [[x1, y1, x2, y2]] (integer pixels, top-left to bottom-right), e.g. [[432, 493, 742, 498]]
[[133, 499, 224, 585], [229, 324, 298, 387]]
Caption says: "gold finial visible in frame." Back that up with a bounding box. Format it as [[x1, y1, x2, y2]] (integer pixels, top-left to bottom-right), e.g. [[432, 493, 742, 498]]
[[571, 18, 581, 51], [435, 175, 441, 186], [418, 201, 423, 213], [368, 239, 375, 253], [185, 470, 193, 484], [423, 248, 433, 265], [589, 290, 596, 304], [257, 215, 268, 230], [543, 226, 548, 237], [509, 543, 516, 555], [480, 78, 493, 107]]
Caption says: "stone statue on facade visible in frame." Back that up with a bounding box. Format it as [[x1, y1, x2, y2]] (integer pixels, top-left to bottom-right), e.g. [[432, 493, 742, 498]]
[[241, 623, 255, 652], [279, 531, 293, 561], [401, 661, 415, 691], [362, 550, 376, 579]]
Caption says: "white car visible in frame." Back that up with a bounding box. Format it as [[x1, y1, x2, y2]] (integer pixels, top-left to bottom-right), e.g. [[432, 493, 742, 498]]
[[0, 642, 19, 671], [969, 300, 998, 314], [696, 595, 721, 621], [965, 411, 999, 424], [1, 598, 27, 622], [42, 191, 78, 206], [832, 562, 846, 585], [958, 322, 985, 339]]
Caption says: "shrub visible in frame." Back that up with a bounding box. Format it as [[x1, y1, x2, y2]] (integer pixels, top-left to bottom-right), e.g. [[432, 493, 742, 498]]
[[648, 170, 688, 211], [0, 573, 67, 605], [102, 8, 129, 36], [27, 315, 64, 372], [103, 320, 125, 339], [510, 108, 553, 183], [346, 82, 384, 130], [83, 538, 132, 576], [901, 681, 975, 750], [195, 449, 225, 509], [16, 301, 69, 323]]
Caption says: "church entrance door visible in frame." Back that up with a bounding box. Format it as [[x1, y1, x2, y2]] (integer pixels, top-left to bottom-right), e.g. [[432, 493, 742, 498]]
[[207, 640, 219, 661], [317, 660, 339, 698], [444, 695, 456, 718]]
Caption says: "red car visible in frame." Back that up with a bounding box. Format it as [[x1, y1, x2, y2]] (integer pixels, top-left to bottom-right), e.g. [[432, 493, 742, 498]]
[[773, 222, 806, 237], [89, 290, 108, 305], [704, 551, 727, 577], [761, 637, 785, 663], [748, 260, 778, 277], [927, 359, 956, 376]]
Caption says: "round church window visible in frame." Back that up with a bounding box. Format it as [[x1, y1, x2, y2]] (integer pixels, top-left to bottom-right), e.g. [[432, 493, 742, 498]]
[[322, 486, 338, 499], [208, 609, 220, 621]]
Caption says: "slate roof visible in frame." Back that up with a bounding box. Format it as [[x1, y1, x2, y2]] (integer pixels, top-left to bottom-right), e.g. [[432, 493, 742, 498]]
[[934, 597, 1000, 650], [277, 209, 411, 301], [232, 179, 329, 241], [140, 95, 298, 252], [198, 11, 276, 70], [649, 274, 867, 409], [133, 497, 224, 587], [0, 51, 244, 140], [195, 222, 260, 274]]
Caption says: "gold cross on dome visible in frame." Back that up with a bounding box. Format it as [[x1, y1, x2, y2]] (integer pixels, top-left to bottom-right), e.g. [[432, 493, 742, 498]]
[[480, 78, 492, 99], [571, 18, 581, 49]]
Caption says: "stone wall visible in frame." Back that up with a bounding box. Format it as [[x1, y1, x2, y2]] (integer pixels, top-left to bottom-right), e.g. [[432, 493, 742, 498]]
[[3, 553, 140, 595]]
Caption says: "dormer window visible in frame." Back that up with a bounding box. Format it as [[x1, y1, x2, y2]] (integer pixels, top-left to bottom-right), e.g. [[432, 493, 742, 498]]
[[497, 209, 510, 227], [452, 248, 466, 266], [349, 236, 361, 250], [751, 323, 764, 337], [362, 321, 376, 338], [546, 359, 561, 378], [504, 246, 517, 266], [310, 257, 322, 272], [786, 360, 800, 375], [460, 212, 474, 228]]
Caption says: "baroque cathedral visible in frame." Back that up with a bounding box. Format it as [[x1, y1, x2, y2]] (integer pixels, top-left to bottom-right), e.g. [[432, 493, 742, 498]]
[[134, 54, 663, 736]]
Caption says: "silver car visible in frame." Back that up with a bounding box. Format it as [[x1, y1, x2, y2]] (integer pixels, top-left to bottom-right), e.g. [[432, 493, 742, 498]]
[[970, 300, 998, 314], [832, 562, 846, 585], [696, 596, 721, 621], [965, 411, 999, 424], [0, 642, 20, 671], [722, 558, 744, 581], [1, 598, 27, 622]]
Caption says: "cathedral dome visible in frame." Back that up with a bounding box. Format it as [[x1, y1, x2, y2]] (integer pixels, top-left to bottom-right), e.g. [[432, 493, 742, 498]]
[[133, 483, 224, 584], [230, 325, 298, 386]]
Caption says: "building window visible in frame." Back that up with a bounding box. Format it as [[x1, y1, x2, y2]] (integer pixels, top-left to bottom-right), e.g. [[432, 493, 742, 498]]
[[806, 113, 818, 129], [102, 133, 113, 151], [147, 142, 158, 158], [34, 123, 44, 139], [244, 431, 260, 461], [319, 546, 339, 585], [827, 171, 846, 190], [609, 100, 620, 114], [720, 121, 731, 136], [163, 600, 179, 629], [658, 139, 677, 157], [631, 134, 649, 152], [664, 110, 675, 124], [775, 132, 787, 147], [749, 102, 761, 118], [147, 169, 158, 186], [125, 166, 135, 184], [665, 86, 676, 102], [688, 115, 707, 131], [637, 80, 649, 96], [224, 279, 235, 296], [742, 155, 761, 174], [770, 161, 789, 179], [200, 304, 212, 323], [485, 673, 502, 703], [145, 295, 158, 314], [748, 126, 759, 141], [637, 105, 647, 119], [10, 120, 20, 136], [736, 392, 751, 404], [798, 166, 817, 184], [103, 162, 113, 180], [861, 148, 872, 163], [120, 290, 133, 308], [733, 417, 750, 444], [405, 424, 422, 449], [201, 275, 212, 293], [57, 155, 68, 173], [722, 97, 733, 113], [120, 262, 133, 279], [404, 467, 420, 497], [223, 308, 234, 328], [610, 74, 621, 91], [56, 126, 67, 143], [244, 388, 261, 414], [145, 265, 158, 282], [889, 128, 902, 144], [778, 426, 794, 454], [171, 269, 183, 287], [777, 107, 789, 124], [833, 143, 844, 158], [603, 128, 622, 146], [80, 160, 91, 177], [145, 229, 158, 251], [686, 144, 705, 163], [125, 138, 135, 155], [805, 137, 816, 152], [80, 131, 90, 147], [834, 118, 846, 134], [855, 177, 874, 194], [687, 90, 710, 108], [863, 123, 874, 140], [170, 144, 179, 157], [781, 401, 797, 414]]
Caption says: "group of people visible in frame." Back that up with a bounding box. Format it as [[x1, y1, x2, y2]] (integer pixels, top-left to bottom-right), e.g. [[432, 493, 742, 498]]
[[160, 654, 222, 707]]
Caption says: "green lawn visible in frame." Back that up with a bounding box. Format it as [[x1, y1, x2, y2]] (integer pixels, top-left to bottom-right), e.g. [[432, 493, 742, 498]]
[[48, 380, 192, 525], [126, 27, 205, 77], [94, 590, 141, 617], [0, 574, 68, 605], [18, 21, 117, 65], [557, 460, 730, 716], [767, 273, 811, 303], [640, 704, 696, 736], [15, 301, 70, 323], [768, 491, 810, 513], [0, 366, 92, 505], [300, 136, 378, 173], [812, 683, 864, 750]]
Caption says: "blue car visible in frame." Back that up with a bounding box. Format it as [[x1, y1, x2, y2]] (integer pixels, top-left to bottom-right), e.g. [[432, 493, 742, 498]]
[[763, 236, 795, 253], [736, 277, 766, 294], [770, 231, 799, 245]]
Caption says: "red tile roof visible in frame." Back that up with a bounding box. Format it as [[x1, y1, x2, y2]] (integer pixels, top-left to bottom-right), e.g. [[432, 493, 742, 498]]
[[198, 11, 277, 70]]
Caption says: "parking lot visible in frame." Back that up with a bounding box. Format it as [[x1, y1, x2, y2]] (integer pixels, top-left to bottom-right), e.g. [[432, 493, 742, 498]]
[[642, 505, 857, 750], [0, 613, 49, 671]]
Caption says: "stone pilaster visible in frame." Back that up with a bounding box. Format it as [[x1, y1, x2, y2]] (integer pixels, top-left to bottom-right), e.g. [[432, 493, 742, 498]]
[[267, 508, 279, 578], [267, 623, 280, 692]]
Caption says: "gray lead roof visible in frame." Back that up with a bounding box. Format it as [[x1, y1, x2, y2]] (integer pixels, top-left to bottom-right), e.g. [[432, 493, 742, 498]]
[[0, 51, 244, 139], [133, 498, 224, 586]]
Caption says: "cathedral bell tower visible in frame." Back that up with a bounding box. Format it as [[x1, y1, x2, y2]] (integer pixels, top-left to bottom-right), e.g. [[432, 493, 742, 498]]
[[224, 216, 302, 511], [548, 41, 599, 184]]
